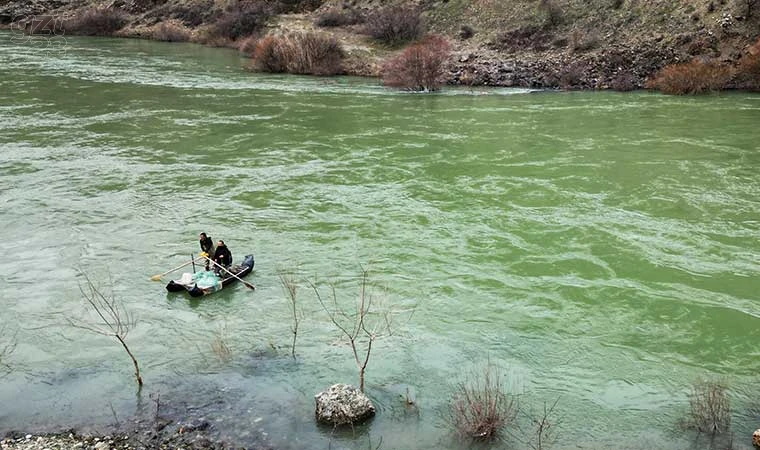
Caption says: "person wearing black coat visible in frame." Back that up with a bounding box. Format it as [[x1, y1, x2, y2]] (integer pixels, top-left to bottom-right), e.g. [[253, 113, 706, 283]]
[[213, 240, 232, 274], [199, 232, 215, 270]]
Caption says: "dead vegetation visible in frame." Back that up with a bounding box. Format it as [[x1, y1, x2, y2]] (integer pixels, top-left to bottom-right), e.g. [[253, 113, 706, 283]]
[[684, 378, 732, 434], [382, 34, 451, 91], [250, 32, 344, 75], [68, 271, 143, 388], [449, 363, 517, 441], [310, 266, 401, 392]]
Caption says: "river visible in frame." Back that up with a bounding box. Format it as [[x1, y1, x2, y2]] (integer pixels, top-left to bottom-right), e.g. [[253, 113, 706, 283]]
[[0, 33, 759, 450]]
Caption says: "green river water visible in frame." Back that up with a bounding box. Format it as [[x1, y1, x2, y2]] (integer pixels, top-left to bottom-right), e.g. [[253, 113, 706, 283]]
[[0, 33, 759, 450]]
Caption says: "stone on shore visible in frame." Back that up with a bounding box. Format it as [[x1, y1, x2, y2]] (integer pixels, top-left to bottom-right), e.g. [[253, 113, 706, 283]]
[[314, 383, 375, 426]]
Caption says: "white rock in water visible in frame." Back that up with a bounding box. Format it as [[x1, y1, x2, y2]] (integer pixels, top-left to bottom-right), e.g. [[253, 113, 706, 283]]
[[752, 429, 760, 448], [314, 383, 375, 426]]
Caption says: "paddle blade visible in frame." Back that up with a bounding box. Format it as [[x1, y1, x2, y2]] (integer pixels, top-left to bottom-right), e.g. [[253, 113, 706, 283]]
[[244, 281, 256, 290], [150, 275, 162, 281]]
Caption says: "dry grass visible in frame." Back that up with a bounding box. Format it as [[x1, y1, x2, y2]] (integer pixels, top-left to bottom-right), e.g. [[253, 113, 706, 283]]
[[251, 32, 344, 75], [646, 58, 733, 94], [449, 363, 517, 441], [382, 34, 451, 91]]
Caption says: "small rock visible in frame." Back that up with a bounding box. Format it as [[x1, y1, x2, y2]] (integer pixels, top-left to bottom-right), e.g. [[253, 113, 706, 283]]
[[752, 429, 760, 448], [94, 442, 110, 450]]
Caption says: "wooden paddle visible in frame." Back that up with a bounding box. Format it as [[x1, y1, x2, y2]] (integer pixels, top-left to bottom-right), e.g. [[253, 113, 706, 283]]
[[150, 257, 204, 281], [203, 256, 255, 290]]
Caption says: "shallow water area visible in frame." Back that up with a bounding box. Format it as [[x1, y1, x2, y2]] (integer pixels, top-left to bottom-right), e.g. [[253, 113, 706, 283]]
[[0, 33, 759, 450]]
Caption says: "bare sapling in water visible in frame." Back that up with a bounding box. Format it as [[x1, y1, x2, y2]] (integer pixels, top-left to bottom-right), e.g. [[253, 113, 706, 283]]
[[0, 325, 17, 376], [278, 267, 302, 360], [310, 266, 399, 392], [68, 270, 143, 388]]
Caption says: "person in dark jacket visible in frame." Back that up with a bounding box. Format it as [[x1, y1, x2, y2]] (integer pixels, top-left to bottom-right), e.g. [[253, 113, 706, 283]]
[[199, 232, 215, 270], [213, 240, 232, 274]]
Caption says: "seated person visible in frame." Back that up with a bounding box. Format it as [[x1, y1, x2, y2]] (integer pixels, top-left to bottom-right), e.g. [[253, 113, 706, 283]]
[[213, 240, 232, 274]]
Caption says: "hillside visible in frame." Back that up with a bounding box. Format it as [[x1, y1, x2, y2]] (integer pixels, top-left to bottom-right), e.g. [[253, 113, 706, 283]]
[[1, 0, 758, 89]]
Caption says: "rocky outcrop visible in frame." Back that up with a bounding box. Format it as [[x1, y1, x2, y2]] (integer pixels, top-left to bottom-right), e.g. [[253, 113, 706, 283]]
[[314, 383, 375, 426]]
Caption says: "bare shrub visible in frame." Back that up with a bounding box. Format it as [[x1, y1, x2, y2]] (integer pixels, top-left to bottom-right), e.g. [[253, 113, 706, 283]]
[[310, 266, 403, 392], [646, 58, 732, 94], [0, 325, 17, 376], [449, 363, 517, 441], [496, 24, 552, 52], [611, 0, 625, 9], [64, 8, 128, 36], [238, 34, 259, 56], [68, 271, 143, 388], [736, 38, 760, 90], [459, 24, 475, 40], [686, 378, 731, 434], [152, 20, 191, 42], [278, 0, 324, 13], [610, 73, 638, 91], [171, 0, 220, 27], [251, 32, 344, 75], [211, 323, 232, 362], [524, 398, 561, 450], [382, 34, 451, 91], [314, 7, 364, 27], [569, 29, 598, 53], [213, 1, 273, 41], [537, 0, 564, 27], [362, 5, 424, 46], [278, 268, 303, 359]]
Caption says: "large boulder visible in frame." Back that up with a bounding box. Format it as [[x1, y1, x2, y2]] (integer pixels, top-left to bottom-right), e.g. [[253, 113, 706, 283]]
[[753, 429, 760, 448], [314, 384, 375, 426]]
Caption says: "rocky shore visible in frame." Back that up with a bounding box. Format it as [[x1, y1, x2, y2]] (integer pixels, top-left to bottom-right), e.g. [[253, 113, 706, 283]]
[[1, 0, 758, 91]]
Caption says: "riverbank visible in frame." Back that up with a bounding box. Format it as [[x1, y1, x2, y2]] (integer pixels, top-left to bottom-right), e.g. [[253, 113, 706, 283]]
[[1, 0, 758, 91]]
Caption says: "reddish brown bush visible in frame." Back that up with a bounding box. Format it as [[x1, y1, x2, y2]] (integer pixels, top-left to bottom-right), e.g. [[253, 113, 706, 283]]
[[64, 8, 128, 36], [646, 58, 732, 94], [251, 32, 344, 75], [362, 5, 424, 46], [736, 38, 760, 90], [382, 34, 451, 91], [449, 364, 517, 441], [152, 20, 191, 42]]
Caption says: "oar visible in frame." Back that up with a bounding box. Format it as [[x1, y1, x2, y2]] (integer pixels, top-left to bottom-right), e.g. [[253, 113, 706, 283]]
[[203, 256, 255, 290], [150, 257, 204, 281]]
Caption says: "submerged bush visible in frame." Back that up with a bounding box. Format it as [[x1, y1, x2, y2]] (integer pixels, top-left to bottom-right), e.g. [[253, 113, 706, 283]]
[[64, 8, 128, 36], [646, 58, 732, 94], [685, 378, 731, 434], [362, 5, 424, 46], [449, 364, 517, 441], [251, 32, 344, 75], [382, 34, 451, 91]]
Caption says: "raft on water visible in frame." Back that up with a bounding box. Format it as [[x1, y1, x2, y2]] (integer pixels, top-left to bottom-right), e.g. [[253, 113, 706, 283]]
[[166, 254, 254, 297]]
